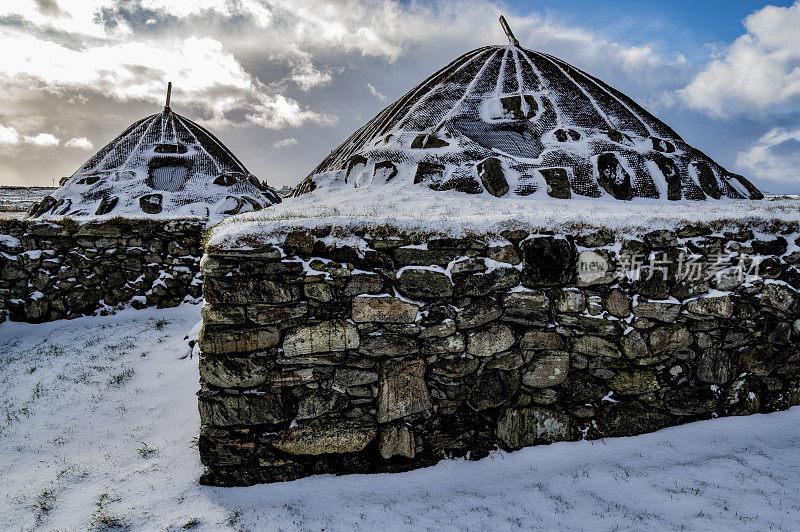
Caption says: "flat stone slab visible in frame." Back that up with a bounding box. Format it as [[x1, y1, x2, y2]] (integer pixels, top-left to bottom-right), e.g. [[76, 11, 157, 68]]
[[377, 358, 432, 423], [283, 320, 359, 357], [352, 296, 419, 323], [270, 418, 377, 455]]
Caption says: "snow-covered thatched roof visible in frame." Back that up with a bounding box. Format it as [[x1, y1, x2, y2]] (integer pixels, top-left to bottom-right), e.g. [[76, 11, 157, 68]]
[[295, 19, 762, 202], [29, 84, 280, 220]]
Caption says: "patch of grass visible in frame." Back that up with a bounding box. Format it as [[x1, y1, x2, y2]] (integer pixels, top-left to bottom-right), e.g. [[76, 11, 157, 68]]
[[182, 517, 201, 529], [137, 442, 157, 458], [107, 368, 134, 388], [153, 319, 168, 331], [32, 381, 45, 399], [90, 493, 127, 531], [34, 488, 56, 525]]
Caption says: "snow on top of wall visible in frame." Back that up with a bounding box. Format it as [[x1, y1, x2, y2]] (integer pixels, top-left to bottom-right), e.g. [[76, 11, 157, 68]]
[[207, 171, 800, 249]]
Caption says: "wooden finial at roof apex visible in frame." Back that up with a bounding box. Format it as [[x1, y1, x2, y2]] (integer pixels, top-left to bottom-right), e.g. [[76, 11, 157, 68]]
[[499, 15, 519, 47], [165, 81, 172, 110]]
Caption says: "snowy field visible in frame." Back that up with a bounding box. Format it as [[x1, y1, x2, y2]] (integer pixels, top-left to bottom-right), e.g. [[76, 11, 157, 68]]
[[1, 303, 799, 530], [0, 186, 53, 217]]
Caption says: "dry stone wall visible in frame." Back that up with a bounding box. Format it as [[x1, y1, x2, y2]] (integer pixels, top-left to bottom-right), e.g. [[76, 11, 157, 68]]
[[0, 218, 203, 323], [198, 226, 800, 486]]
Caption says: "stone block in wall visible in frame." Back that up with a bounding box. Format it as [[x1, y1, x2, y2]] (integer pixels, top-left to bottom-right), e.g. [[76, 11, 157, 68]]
[[501, 291, 549, 320], [283, 320, 359, 357], [25, 298, 49, 322], [200, 326, 280, 355], [359, 334, 419, 357], [296, 389, 348, 420], [621, 330, 649, 359], [428, 238, 486, 252], [522, 352, 570, 387], [430, 357, 481, 379], [686, 295, 733, 318], [519, 329, 564, 350], [738, 344, 797, 377], [486, 351, 525, 370], [198, 392, 287, 426], [396, 268, 452, 299], [649, 326, 693, 353], [455, 297, 502, 329], [270, 417, 377, 455], [663, 387, 718, 416], [198, 427, 256, 467], [352, 296, 419, 323], [200, 252, 287, 277], [377, 358, 431, 423], [562, 314, 623, 338], [632, 299, 680, 322], [577, 230, 615, 247], [555, 288, 585, 313], [200, 355, 273, 388], [378, 423, 415, 459], [343, 274, 385, 297], [487, 244, 520, 265], [420, 334, 464, 355], [454, 268, 519, 297], [467, 370, 518, 411], [333, 368, 379, 388], [451, 257, 487, 275], [283, 230, 315, 257], [304, 281, 333, 302], [762, 282, 799, 314], [201, 303, 247, 325], [520, 237, 575, 287], [496, 406, 573, 449], [696, 348, 736, 384], [247, 302, 308, 326], [466, 323, 515, 356], [1, 260, 25, 280], [634, 269, 670, 300], [204, 277, 301, 305], [644, 229, 678, 249], [572, 335, 621, 358], [394, 247, 460, 267], [599, 405, 671, 437], [608, 370, 661, 395]]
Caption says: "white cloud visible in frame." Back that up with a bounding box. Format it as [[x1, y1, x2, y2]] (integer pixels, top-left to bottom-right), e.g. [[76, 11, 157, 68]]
[[247, 94, 336, 129], [680, 1, 800, 116], [737, 127, 800, 183], [0, 1, 122, 38], [24, 133, 60, 147], [0, 124, 21, 145], [138, 0, 272, 27], [273, 137, 298, 149], [0, 31, 329, 129], [367, 83, 387, 103], [0, 125, 64, 148], [65, 136, 93, 149]]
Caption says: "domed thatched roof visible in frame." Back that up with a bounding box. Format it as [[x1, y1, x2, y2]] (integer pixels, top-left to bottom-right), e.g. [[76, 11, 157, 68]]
[[296, 19, 762, 202], [30, 84, 280, 219]]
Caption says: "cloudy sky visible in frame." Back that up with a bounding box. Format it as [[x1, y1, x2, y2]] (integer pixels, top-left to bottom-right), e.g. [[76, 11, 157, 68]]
[[1, 0, 799, 193]]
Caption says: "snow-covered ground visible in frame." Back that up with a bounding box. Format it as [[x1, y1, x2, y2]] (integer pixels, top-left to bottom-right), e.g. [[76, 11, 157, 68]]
[[1, 304, 799, 530], [0, 186, 53, 218], [208, 177, 800, 249]]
